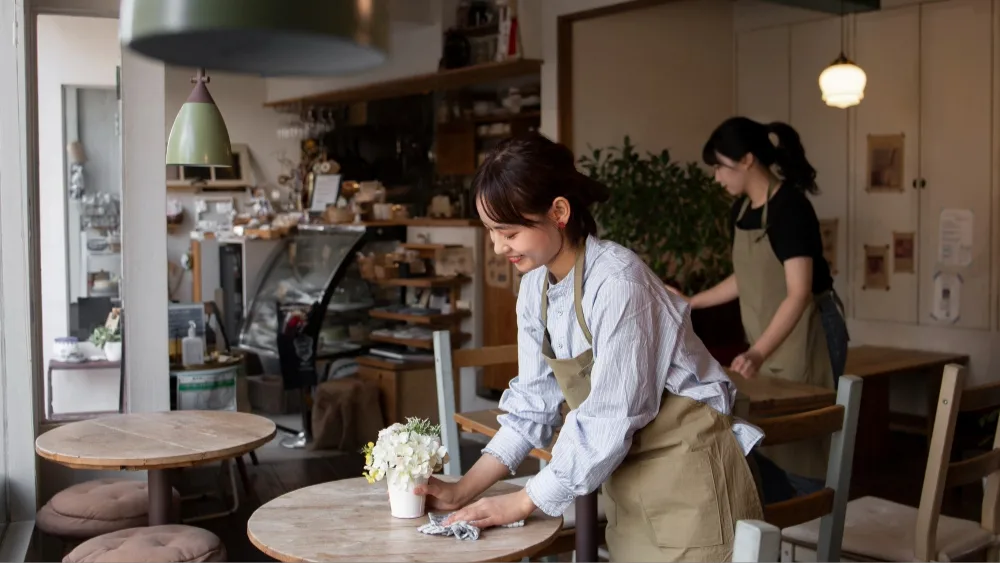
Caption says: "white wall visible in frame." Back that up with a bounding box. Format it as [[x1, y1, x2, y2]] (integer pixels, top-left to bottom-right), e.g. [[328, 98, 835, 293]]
[[568, 0, 734, 163], [164, 67, 299, 302], [36, 14, 119, 371]]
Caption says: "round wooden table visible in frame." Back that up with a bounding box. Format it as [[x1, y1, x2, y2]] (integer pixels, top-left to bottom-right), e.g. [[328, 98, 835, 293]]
[[247, 476, 563, 562], [35, 410, 276, 525]]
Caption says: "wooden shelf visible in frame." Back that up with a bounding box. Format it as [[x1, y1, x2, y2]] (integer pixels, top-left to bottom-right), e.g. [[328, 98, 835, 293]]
[[369, 309, 470, 325], [370, 332, 471, 350], [400, 243, 461, 252], [349, 218, 482, 228], [263, 59, 543, 108], [356, 355, 433, 371], [469, 110, 541, 123], [373, 275, 470, 288]]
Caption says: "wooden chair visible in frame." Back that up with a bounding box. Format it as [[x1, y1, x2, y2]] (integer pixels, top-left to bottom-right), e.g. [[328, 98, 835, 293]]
[[734, 520, 782, 563], [432, 330, 607, 560], [748, 375, 864, 562], [783, 364, 1000, 562]]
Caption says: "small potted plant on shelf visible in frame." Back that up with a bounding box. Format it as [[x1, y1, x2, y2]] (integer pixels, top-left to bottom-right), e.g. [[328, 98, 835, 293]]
[[90, 325, 122, 362], [362, 417, 449, 519]]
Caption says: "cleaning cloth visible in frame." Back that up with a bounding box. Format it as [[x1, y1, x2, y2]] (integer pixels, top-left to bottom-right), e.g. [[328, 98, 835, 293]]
[[416, 512, 525, 541]]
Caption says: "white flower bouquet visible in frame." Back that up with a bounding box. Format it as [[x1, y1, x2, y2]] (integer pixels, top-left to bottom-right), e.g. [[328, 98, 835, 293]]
[[362, 417, 449, 518]]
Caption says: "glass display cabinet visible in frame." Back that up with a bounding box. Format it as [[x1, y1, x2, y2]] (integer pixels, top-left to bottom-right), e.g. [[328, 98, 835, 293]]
[[238, 224, 403, 363]]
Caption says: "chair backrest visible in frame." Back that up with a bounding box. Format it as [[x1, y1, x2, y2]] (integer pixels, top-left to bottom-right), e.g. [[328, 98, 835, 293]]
[[913, 363, 1000, 560], [732, 520, 781, 562], [432, 330, 518, 476], [752, 375, 863, 562]]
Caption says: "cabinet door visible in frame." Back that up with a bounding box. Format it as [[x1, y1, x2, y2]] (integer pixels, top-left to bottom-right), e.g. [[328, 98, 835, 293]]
[[736, 26, 790, 123], [851, 6, 921, 323], [790, 17, 850, 306], [917, 0, 993, 329]]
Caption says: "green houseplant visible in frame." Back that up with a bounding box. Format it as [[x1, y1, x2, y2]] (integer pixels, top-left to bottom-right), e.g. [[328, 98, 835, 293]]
[[90, 325, 122, 362], [578, 136, 744, 361], [578, 136, 732, 295]]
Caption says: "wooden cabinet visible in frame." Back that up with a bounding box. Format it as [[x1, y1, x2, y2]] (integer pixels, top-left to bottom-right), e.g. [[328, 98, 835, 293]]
[[356, 356, 440, 426], [739, 0, 997, 331], [852, 5, 921, 324], [915, 0, 993, 330]]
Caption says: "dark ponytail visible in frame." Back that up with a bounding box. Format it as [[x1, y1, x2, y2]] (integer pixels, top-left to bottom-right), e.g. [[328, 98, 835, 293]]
[[767, 122, 818, 194], [702, 117, 819, 194], [473, 133, 610, 245]]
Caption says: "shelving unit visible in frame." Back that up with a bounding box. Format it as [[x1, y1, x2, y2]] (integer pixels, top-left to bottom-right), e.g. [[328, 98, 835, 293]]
[[365, 272, 472, 351]]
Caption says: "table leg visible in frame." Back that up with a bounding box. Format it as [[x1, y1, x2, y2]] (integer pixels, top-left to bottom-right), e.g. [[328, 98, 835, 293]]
[[575, 491, 599, 562], [148, 469, 176, 526]]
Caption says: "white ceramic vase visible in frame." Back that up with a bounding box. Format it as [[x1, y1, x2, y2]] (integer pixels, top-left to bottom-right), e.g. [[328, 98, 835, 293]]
[[387, 470, 428, 519], [104, 341, 122, 362]]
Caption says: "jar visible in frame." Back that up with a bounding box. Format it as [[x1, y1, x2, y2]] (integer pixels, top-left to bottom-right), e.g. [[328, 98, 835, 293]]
[[53, 337, 80, 361]]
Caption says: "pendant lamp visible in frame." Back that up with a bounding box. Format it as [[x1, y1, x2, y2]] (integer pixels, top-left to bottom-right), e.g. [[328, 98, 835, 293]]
[[119, 0, 389, 77], [166, 69, 232, 167], [819, 0, 867, 109]]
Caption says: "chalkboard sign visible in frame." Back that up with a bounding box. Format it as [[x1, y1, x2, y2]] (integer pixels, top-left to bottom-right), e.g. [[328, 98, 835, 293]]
[[168, 304, 206, 340]]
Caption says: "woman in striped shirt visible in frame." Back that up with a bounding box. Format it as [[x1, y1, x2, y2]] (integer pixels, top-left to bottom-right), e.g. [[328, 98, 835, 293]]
[[415, 133, 764, 562]]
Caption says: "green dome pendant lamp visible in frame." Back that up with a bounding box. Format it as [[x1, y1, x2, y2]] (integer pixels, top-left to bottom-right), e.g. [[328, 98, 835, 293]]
[[166, 68, 232, 167], [119, 0, 390, 77]]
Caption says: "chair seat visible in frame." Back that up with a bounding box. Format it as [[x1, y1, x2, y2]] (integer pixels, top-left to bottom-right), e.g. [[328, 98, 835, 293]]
[[37, 479, 180, 540], [504, 476, 607, 529], [62, 525, 226, 563], [782, 495, 993, 562]]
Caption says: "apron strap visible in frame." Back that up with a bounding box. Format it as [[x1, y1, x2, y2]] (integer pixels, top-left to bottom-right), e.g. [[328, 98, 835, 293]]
[[540, 242, 593, 353]]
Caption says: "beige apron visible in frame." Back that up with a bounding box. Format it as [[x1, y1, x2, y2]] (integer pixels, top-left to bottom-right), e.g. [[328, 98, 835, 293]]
[[732, 184, 834, 480], [541, 249, 762, 563]]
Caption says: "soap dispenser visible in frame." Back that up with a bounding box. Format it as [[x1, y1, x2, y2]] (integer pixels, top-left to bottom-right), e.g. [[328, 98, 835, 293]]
[[181, 320, 204, 367]]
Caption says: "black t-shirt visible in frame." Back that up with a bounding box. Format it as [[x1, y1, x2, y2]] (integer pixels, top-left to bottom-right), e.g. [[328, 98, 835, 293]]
[[730, 186, 833, 295]]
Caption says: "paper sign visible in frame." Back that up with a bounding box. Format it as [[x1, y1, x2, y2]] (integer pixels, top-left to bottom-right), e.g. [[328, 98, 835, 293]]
[[819, 218, 839, 275], [931, 271, 962, 323], [893, 232, 915, 273], [938, 209, 973, 267], [309, 174, 342, 212], [866, 134, 905, 193], [863, 244, 890, 291]]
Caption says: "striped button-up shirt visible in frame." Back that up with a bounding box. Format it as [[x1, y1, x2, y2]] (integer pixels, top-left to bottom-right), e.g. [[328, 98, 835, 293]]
[[483, 236, 764, 518]]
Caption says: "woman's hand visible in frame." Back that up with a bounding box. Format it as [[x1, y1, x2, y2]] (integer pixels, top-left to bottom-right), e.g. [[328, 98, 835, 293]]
[[413, 477, 471, 512], [664, 284, 690, 303], [441, 489, 536, 529], [730, 348, 764, 379]]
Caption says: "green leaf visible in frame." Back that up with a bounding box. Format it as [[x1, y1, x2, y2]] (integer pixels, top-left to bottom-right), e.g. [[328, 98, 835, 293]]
[[580, 136, 733, 295]]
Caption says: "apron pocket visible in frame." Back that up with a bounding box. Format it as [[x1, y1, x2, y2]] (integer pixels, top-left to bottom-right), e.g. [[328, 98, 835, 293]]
[[637, 450, 723, 548]]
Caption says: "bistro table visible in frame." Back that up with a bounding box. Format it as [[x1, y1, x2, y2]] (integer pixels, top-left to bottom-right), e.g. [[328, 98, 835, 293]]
[[35, 410, 276, 525], [247, 475, 563, 562]]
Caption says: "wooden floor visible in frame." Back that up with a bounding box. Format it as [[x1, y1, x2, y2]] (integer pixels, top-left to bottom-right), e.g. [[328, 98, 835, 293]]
[[171, 431, 980, 562]]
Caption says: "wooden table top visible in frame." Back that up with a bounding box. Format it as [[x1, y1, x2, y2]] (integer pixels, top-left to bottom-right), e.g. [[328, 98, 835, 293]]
[[35, 411, 276, 470], [844, 345, 969, 378], [247, 475, 563, 562]]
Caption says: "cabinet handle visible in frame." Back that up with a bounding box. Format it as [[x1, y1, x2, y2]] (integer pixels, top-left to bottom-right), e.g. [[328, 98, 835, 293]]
[[920, 179, 927, 188], [912, 179, 918, 189]]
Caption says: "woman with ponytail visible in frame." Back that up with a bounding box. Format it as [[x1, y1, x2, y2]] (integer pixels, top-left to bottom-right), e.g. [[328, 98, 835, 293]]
[[417, 133, 763, 562], [670, 116, 849, 485]]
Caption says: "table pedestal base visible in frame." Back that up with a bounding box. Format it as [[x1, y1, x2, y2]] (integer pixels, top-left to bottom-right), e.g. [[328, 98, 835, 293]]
[[148, 468, 177, 526]]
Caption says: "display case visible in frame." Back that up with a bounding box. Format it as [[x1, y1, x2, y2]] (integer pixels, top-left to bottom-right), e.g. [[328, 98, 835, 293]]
[[237, 224, 404, 362]]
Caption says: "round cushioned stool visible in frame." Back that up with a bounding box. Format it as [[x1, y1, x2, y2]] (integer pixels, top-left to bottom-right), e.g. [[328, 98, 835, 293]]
[[38, 479, 181, 540], [62, 525, 226, 563]]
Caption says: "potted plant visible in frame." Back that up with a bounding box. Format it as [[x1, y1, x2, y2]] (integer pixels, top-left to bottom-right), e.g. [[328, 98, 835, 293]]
[[90, 325, 122, 362], [362, 417, 449, 519], [578, 136, 745, 364]]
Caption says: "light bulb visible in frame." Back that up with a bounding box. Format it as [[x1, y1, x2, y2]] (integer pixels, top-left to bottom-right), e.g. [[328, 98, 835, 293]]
[[819, 54, 867, 109]]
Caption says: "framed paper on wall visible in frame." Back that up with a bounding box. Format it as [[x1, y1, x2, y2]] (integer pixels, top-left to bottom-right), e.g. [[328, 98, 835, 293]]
[[866, 134, 905, 193]]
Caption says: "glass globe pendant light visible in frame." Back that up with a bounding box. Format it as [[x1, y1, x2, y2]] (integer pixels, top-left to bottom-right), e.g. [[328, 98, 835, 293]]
[[119, 0, 390, 77], [819, 1, 867, 109]]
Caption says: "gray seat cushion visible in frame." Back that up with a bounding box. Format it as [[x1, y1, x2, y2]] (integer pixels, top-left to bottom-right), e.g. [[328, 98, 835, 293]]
[[62, 525, 226, 563]]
